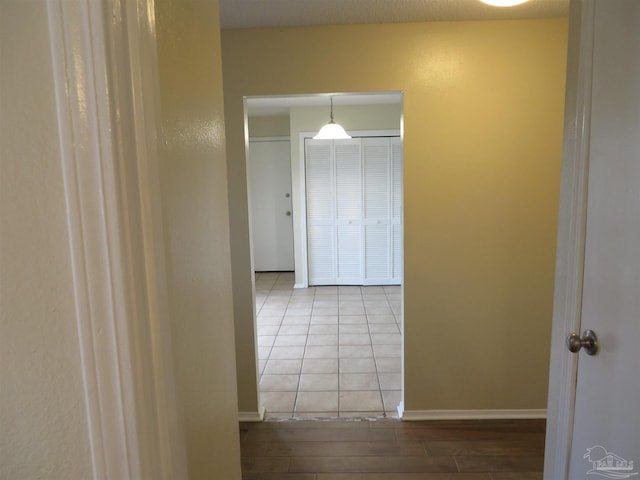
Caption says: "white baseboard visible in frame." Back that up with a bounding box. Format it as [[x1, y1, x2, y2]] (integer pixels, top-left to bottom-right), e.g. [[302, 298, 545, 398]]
[[238, 406, 266, 422], [293, 283, 307, 289], [401, 409, 547, 421]]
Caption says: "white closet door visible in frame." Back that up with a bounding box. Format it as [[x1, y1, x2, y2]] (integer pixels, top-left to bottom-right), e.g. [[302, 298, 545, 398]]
[[335, 140, 363, 284], [391, 138, 403, 284], [306, 140, 335, 285], [363, 138, 391, 284], [305, 136, 402, 286]]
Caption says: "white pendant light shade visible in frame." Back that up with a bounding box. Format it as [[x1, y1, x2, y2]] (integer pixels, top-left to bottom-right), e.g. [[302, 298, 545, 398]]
[[479, 0, 529, 6], [313, 121, 351, 139], [313, 96, 351, 140]]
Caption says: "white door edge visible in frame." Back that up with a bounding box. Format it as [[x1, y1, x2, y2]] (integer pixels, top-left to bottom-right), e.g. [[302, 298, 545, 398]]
[[543, 1, 596, 479], [47, 0, 187, 478]]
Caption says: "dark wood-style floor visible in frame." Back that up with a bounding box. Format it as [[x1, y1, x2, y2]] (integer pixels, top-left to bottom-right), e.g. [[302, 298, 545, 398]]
[[240, 418, 545, 479]]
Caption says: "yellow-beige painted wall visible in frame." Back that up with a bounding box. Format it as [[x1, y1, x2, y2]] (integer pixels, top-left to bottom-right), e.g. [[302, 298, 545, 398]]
[[155, 1, 242, 477], [0, 2, 92, 478], [249, 115, 291, 137], [222, 19, 567, 413]]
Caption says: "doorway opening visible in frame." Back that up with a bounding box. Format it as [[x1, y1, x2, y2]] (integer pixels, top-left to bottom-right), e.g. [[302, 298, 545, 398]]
[[245, 92, 404, 419]]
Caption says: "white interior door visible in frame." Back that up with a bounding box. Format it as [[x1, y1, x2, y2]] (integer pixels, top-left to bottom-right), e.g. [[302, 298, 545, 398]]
[[545, 2, 640, 478], [248, 139, 294, 271], [335, 140, 363, 284], [306, 140, 336, 284], [567, 1, 640, 476], [363, 138, 391, 284]]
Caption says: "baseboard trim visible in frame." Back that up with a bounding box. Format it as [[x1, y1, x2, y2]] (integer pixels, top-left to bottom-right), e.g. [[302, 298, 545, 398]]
[[293, 283, 307, 289], [401, 409, 547, 421], [238, 406, 266, 422]]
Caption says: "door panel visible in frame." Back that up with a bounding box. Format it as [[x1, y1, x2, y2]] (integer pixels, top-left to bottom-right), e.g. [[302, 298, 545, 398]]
[[306, 140, 336, 285], [248, 140, 294, 271], [391, 138, 403, 283], [563, 1, 640, 478]]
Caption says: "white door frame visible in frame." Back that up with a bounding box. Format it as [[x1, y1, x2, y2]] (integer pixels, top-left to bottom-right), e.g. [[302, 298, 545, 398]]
[[48, 0, 186, 478], [297, 130, 401, 288], [544, 1, 595, 478]]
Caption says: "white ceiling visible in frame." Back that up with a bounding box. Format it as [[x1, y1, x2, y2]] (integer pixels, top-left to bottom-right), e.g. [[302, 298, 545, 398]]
[[220, 0, 569, 30], [246, 92, 403, 116]]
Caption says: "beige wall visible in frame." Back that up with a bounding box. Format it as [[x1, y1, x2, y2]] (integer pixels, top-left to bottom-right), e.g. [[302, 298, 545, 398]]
[[249, 115, 291, 137], [223, 19, 567, 413], [0, 2, 92, 478], [155, 1, 242, 478]]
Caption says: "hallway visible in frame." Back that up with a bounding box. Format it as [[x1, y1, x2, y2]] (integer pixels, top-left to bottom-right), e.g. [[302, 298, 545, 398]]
[[255, 272, 402, 418]]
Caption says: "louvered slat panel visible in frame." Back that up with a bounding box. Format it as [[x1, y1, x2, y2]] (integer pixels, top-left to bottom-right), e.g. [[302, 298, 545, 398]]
[[363, 138, 390, 284], [363, 138, 389, 221], [335, 139, 362, 283], [391, 137, 403, 284], [392, 224, 402, 282], [305, 141, 333, 222], [306, 139, 335, 285], [391, 138, 403, 220], [308, 225, 335, 285], [335, 141, 362, 221], [365, 224, 389, 281], [337, 225, 362, 283]]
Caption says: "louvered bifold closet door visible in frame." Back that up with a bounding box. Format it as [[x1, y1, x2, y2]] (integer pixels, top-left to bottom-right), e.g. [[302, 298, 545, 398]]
[[363, 138, 391, 284], [306, 136, 402, 286], [391, 137, 403, 284], [334, 139, 363, 284], [305, 140, 336, 285]]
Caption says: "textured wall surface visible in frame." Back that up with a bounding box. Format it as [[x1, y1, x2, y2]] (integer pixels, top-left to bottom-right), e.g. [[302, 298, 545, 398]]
[[222, 18, 568, 414], [0, 2, 92, 478], [155, 0, 242, 478]]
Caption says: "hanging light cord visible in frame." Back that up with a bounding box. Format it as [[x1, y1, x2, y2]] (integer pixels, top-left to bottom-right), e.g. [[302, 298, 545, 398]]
[[329, 96, 335, 123]]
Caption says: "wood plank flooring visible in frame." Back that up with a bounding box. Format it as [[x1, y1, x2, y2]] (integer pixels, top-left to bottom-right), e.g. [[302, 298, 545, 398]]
[[240, 418, 545, 479]]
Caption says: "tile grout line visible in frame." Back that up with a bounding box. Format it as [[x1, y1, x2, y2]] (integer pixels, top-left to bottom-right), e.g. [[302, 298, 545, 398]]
[[336, 288, 342, 417], [287, 272, 303, 415], [366, 296, 387, 417], [293, 276, 314, 417]]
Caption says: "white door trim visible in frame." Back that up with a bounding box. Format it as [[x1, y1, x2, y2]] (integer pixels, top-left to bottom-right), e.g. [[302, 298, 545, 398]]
[[249, 136, 291, 142], [297, 130, 401, 287], [47, 0, 187, 478], [544, 1, 596, 478]]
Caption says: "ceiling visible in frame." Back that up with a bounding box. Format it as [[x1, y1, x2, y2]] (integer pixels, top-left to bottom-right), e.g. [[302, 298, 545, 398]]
[[220, 0, 569, 30], [246, 92, 403, 117]]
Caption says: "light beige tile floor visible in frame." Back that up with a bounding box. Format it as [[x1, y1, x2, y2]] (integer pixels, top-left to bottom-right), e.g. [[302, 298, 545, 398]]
[[255, 272, 402, 419]]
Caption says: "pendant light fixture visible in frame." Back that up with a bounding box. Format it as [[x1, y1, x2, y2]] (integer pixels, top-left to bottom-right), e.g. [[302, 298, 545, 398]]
[[313, 96, 351, 140]]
